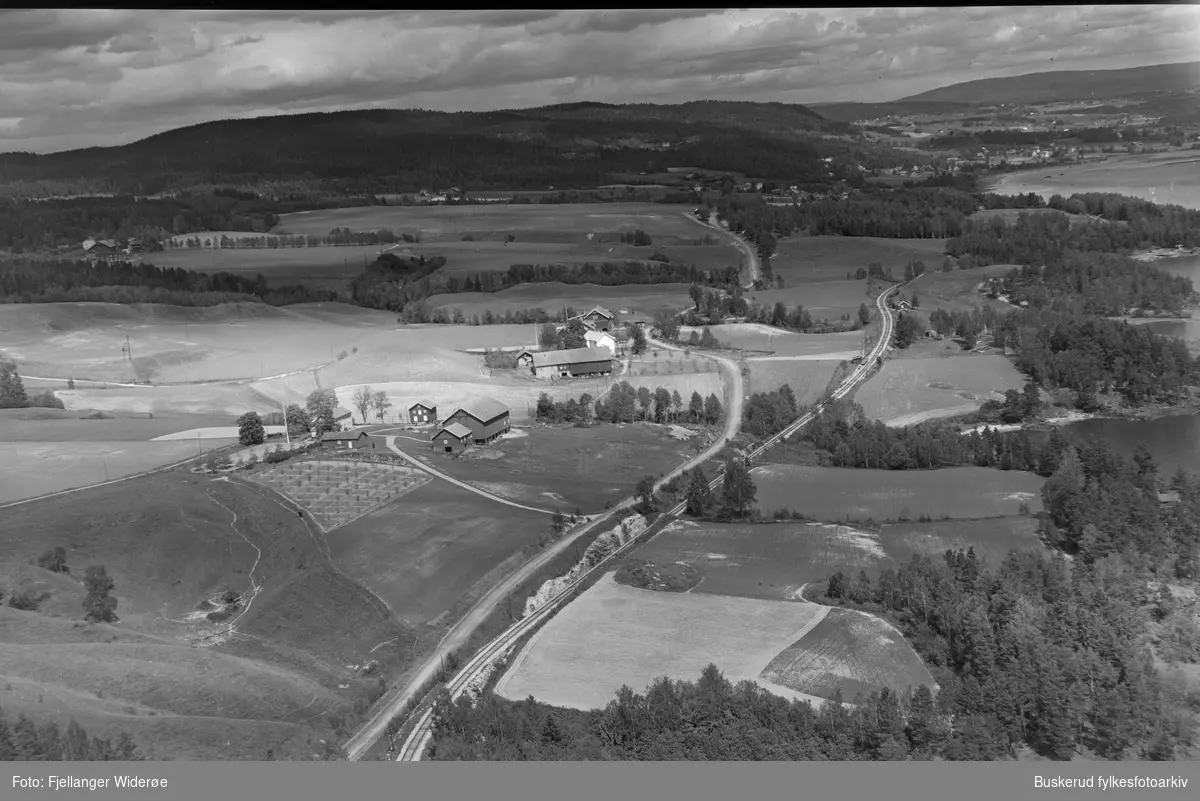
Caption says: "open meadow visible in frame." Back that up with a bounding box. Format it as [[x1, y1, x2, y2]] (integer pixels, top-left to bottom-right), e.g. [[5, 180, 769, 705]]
[[495, 572, 832, 710], [984, 151, 1200, 210], [855, 353, 1028, 426], [0, 467, 413, 758], [426, 282, 691, 321], [746, 358, 841, 402], [907, 263, 1020, 313], [149, 245, 384, 293], [760, 607, 935, 701], [689, 323, 863, 357], [771, 235, 949, 284], [878, 517, 1046, 573], [325, 479, 553, 628], [750, 464, 1045, 522], [410, 422, 698, 513]]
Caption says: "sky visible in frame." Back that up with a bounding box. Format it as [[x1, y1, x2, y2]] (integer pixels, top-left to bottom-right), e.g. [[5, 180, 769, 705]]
[[2, 7, 1198, 154]]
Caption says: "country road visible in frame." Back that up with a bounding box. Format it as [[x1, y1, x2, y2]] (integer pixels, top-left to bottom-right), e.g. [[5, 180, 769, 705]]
[[341, 334, 745, 761], [390, 284, 901, 762], [682, 211, 761, 289]]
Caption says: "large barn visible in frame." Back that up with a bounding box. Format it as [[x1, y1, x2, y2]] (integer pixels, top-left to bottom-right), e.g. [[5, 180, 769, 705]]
[[442, 397, 511, 445], [530, 346, 614, 379]]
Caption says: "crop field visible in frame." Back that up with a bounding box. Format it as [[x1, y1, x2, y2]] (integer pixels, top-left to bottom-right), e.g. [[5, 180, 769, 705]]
[[0, 440, 233, 504], [0, 467, 411, 758], [274, 202, 705, 241], [760, 607, 935, 702], [750, 464, 1045, 522], [746, 279, 875, 323], [417, 422, 698, 513], [746, 358, 841, 402], [426, 282, 691, 322], [879, 517, 1046, 571], [0, 408, 230, 443], [495, 573, 832, 710], [856, 353, 1028, 426], [984, 151, 1200, 210], [691, 324, 863, 357], [772, 236, 949, 284], [326, 479, 552, 627], [908, 263, 1021, 313], [248, 459, 430, 529], [627, 346, 719, 379]]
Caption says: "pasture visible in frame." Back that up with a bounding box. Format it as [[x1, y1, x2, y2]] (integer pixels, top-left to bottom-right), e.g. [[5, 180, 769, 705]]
[[0, 408, 230, 443], [688, 324, 863, 357], [149, 246, 383, 293], [746, 279, 874, 323], [879, 517, 1046, 572], [760, 607, 935, 701], [746, 358, 841, 402], [750, 464, 1045, 522], [771, 235, 949, 284], [326, 479, 552, 628], [415, 422, 698, 513], [494, 572, 832, 710], [907, 263, 1020, 313], [856, 353, 1028, 426], [248, 459, 431, 530], [426, 282, 691, 321]]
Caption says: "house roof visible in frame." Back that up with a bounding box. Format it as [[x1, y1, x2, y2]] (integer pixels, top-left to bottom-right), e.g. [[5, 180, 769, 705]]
[[587, 306, 613, 318], [432, 422, 473, 441], [322, 427, 367, 442], [585, 329, 615, 342], [449, 396, 510, 423], [333, 406, 352, 418], [532, 346, 614, 368], [409, 401, 436, 411]]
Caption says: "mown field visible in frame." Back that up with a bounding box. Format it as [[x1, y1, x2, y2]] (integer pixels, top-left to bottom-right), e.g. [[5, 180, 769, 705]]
[[689, 324, 863, 357], [325, 479, 553, 628], [409, 423, 699, 513], [855, 353, 1028, 427], [771, 235, 950, 284], [149, 246, 384, 293], [746, 358, 841, 402], [0, 468, 411, 759], [426, 282, 691, 322], [750, 464, 1045, 522], [907, 262, 1021, 313], [746, 279, 875, 324], [760, 607, 936, 702], [494, 572, 832, 710], [878, 517, 1046, 573]]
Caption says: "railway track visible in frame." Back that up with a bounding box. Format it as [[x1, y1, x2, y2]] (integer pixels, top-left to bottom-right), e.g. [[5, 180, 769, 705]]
[[393, 284, 900, 761]]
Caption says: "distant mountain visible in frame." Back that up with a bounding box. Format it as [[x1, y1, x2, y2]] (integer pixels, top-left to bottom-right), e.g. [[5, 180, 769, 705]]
[[0, 101, 847, 197], [899, 60, 1200, 105]]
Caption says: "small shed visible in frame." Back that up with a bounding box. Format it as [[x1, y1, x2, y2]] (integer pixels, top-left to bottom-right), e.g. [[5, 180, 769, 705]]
[[321, 428, 370, 450], [431, 422, 472, 454], [408, 402, 437, 425]]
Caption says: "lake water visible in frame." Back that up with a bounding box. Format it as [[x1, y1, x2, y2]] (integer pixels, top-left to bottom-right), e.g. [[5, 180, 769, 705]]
[[986, 152, 1200, 210], [1135, 256, 1200, 353], [1059, 414, 1200, 477]]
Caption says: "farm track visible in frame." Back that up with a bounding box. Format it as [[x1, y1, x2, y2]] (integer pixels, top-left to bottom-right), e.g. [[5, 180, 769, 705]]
[[341, 328, 745, 761], [380, 441, 556, 516], [681, 212, 761, 289], [390, 283, 900, 762]]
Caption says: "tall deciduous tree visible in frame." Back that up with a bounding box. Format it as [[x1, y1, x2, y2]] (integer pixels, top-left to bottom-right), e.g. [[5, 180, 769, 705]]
[[372, 390, 392, 423], [83, 565, 118, 623], [236, 411, 265, 446], [285, 403, 312, 437], [352, 386, 374, 425], [305, 389, 338, 435]]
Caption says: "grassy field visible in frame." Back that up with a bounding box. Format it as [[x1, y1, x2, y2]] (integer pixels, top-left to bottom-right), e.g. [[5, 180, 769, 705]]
[[410, 423, 698, 513], [690, 324, 863, 357], [0, 467, 412, 758], [426, 282, 691, 321], [879, 517, 1046, 573], [908, 263, 1021, 313], [249, 460, 431, 529], [771, 236, 950, 284], [750, 464, 1045, 522], [760, 607, 935, 701], [0, 408, 230, 442], [627, 346, 719, 379], [745, 279, 875, 323], [746, 358, 841, 402], [494, 572, 831, 710], [150, 246, 384, 293], [325, 479, 553, 628], [856, 353, 1028, 426], [984, 151, 1200, 210]]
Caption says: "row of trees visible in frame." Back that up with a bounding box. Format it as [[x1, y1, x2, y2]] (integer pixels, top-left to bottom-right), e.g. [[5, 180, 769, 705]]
[[589, 383, 723, 427], [0, 708, 141, 761], [167, 227, 422, 250]]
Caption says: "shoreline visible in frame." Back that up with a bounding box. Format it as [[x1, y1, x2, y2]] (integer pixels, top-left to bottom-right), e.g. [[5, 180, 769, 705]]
[[958, 395, 1200, 436]]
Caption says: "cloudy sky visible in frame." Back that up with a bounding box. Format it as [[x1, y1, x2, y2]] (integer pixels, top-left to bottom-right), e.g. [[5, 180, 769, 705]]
[[2, 6, 1197, 154]]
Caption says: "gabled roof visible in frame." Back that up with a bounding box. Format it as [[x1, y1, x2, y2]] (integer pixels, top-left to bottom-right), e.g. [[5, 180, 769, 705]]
[[531, 346, 614, 368], [586, 306, 613, 318], [432, 422, 473, 441], [322, 427, 368, 442], [585, 329, 615, 341], [333, 406, 352, 418], [408, 401, 436, 411], [448, 396, 510, 424]]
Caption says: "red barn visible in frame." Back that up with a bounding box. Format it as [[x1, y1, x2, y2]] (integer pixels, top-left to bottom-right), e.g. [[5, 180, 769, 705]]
[[442, 397, 511, 445], [431, 422, 472, 453]]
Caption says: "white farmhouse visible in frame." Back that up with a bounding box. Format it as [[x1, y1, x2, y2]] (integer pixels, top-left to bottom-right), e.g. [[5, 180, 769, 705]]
[[584, 329, 617, 355]]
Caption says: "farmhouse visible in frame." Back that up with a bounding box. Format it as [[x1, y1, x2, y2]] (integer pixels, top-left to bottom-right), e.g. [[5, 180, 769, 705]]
[[332, 406, 354, 430], [408, 402, 437, 425], [431, 422, 473, 454], [530, 346, 615, 379], [321, 428, 371, 450], [514, 349, 537, 369], [569, 306, 615, 332], [442, 397, 511, 445], [83, 238, 120, 262], [584, 329, 617, 355]]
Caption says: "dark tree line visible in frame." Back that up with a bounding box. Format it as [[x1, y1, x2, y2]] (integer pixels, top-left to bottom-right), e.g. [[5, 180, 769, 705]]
[[0, 706, 141, 761], [1, 358, 62, 409]]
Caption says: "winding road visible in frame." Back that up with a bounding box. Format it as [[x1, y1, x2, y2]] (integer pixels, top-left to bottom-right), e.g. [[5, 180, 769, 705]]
[[682, 211, 762, 289], [389, 283, 900, 762], [340, 337, 745, 761]]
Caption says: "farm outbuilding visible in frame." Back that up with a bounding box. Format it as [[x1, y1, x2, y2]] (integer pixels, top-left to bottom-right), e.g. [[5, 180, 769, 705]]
[[408, 402, 437, 425], [569, 306, 615, 332], [431, 422, 473, 454], [443, 397, 511, 445], [531, 346, 615, 379], [321, 428, 371, 450], [332, 406, 354, 430], [515, 349, 536, 369], [584, 330, 617, 355]]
